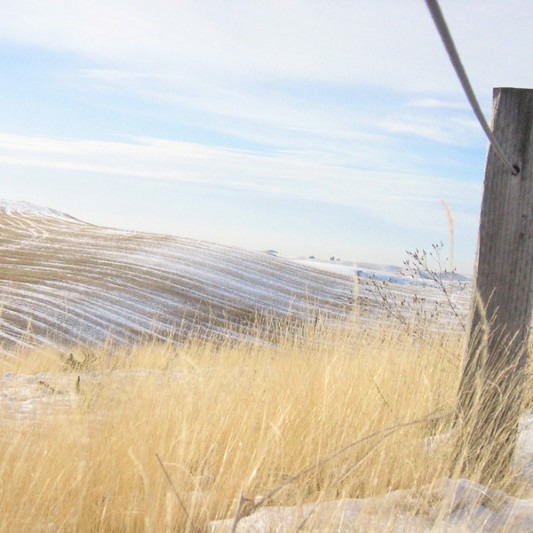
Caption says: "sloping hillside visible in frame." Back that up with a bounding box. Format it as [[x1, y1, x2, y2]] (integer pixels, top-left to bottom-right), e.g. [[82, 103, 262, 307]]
[[0, 201, 354, 352]]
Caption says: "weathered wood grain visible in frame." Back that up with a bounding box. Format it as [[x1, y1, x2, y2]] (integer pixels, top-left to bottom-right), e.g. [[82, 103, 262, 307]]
[[456, 88, 533, 483]]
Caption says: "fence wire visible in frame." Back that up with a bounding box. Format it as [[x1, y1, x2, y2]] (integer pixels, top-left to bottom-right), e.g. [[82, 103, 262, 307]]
[[425, 0, 519, 176]]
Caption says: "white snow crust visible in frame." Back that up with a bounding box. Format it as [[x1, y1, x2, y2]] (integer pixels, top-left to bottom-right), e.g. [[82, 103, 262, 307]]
[[208, 414, 533, 532], [0, 201, 354, 352]]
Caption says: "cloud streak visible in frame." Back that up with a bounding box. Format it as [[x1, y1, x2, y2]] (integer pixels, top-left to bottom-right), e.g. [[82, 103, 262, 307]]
[[1, 1, 531, 92], [0, 131, 480, 235]]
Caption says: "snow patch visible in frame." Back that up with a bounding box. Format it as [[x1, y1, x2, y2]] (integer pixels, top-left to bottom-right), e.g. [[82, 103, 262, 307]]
[[0, 199, 83, 223], [208, 414, 533, 532]]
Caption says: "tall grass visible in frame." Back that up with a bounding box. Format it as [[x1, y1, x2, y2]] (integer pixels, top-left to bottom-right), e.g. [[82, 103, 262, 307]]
[[0, 320, 529, 532]]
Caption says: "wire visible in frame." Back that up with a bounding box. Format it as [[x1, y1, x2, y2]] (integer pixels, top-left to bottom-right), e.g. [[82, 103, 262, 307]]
[[424, 0, 519, 175]]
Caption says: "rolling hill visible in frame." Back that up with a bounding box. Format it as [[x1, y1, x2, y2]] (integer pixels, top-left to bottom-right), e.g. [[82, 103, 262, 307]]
[[0, 201, 354, 352]]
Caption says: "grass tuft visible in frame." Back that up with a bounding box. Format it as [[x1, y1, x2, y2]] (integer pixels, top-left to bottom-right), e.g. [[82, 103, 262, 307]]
[[0, 319, 530, 531]]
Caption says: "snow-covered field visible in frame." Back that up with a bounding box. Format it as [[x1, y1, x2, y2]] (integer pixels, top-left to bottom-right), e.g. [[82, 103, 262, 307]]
[[0, 201, 470, 353], [295, 256, 471, 331], [0, 201, 356, 352]]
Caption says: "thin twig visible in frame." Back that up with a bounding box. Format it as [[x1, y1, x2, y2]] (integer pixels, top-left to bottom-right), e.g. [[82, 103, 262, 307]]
[[155, 452, 197, 531], [366, 366, 400, 423], [294, 430, 399, 532], [230, 410, 451, 531], [231, 489, 254, 533]]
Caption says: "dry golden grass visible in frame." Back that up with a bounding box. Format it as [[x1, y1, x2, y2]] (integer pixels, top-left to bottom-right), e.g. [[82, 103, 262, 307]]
[[0, 320, 530, 532]]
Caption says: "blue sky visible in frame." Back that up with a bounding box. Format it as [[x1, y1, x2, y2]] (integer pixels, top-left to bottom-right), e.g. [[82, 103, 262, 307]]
[[0, 1, 531, 274]]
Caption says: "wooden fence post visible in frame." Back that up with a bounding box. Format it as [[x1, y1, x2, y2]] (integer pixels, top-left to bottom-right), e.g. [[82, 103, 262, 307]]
[[455, 87, 533, 484]]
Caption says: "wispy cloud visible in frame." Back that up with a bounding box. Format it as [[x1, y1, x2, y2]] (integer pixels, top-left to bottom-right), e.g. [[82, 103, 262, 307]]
[[407, 98, 469, 110], [379, 114, 481, 145], [72, 64, 484, 176], [0, 131, 480, 235], [77, 69, 159, 83], [2, 1, 531, 92]]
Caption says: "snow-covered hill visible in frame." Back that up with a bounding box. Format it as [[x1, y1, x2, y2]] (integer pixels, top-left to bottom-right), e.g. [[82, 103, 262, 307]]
[[0, 201, 355, 352]]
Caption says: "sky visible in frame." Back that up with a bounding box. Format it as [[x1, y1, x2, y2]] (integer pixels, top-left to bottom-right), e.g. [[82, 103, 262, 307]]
[[0, 1, 531, 275]]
